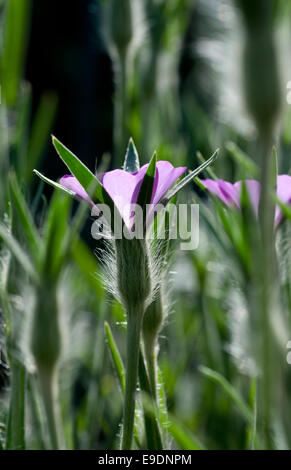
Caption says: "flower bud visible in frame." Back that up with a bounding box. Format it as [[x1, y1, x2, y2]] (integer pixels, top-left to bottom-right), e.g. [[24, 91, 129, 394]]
[[110, 0, 133, 58], [238, 0, 281, 134], [142, 287, 164, 344], [115, 238, 152, 314]]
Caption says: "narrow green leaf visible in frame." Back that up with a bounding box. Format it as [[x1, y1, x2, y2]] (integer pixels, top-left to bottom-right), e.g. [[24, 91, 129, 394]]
[[25, 91, 58, 183], [62, 199, 92, 259], [71, 239, 103, 300], [1, 0, 31, 106], [137, 151, 157, 207], [33, 169, 76, 197], [104, 322, 126, 391], [196, 151, 218, 180], [161, 149, 219, 206], [6, 360, 26, 450], [275, 198, 291, 223], [136, 152, 157, 229], [123, 138, 140, 173], [0, 223, 36, 281], [141, 394, 205, 450], [9, 172, 40, 259], [42, 192, 71, 279], [226, 142, 258, 177], [167, 416, 205, 450], [52, 136, 104, 204], [52, 136, 123, 235], [199, 365, 253, 425]]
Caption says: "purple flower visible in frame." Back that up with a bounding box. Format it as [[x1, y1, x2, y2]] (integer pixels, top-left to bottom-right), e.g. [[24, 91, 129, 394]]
[[201, 175, 291, 226], [60, 161, 186, 228]]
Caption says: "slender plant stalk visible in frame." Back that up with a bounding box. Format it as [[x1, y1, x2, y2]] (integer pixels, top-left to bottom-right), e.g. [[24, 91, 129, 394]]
[[121, 309, 144, 450], [138, 350, 163, 449], [38, 368, 62, 450], [115, 50, 128, 165], [6, 359, 26, 450], [27, 374, 46, 449], [257, 137, 276, 449]]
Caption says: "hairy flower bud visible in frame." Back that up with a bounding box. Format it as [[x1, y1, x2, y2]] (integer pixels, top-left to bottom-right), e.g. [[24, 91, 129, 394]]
[[142, 287, 164, 343], [115, 238, 152, 314]]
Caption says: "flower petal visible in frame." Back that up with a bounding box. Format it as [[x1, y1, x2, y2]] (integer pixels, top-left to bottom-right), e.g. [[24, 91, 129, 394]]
[[152, 161, 187, 205], [59, 175, 93, 204], [101, 167, 148, 228], [275, 175, 291, 226], [202, 179, 240, 208], [234, 180, 261, 215]]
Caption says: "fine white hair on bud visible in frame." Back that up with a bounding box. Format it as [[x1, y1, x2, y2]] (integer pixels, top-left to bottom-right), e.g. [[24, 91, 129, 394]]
[[95, 235, 163, 315]]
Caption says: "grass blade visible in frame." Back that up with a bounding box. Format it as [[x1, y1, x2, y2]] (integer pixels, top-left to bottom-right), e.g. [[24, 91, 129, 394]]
[[0, 0, 31, 106], [199, 365, 253, 425], [0, 222, 36, 280], [25, 92, 58, 183], [9, 172, 40, 259], [104, 321, 126, 391], [6, 360, 26, 449]]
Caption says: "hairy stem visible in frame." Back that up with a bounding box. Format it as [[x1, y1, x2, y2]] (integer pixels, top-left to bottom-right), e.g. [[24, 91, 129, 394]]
[[121, 309, 144, 450]]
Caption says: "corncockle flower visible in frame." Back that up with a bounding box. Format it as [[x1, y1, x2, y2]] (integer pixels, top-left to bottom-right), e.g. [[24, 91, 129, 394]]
[[34, 136, 218, 450], [59, 154, 185, 449], [59, 161, 187, 231], [201, 175, 291, 227]]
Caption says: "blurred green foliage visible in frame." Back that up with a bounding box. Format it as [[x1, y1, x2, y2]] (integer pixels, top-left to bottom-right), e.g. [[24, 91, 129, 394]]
[[0, 0, 291, 450]]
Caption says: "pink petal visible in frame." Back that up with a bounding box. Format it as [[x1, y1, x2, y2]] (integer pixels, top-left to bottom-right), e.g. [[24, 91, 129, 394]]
[[202, 179, 240, 208], [202, 176, 291, 227], [101, 166, 148, 228], [152, 161, 187, 205], [59, 175, 93, 204], [275, 175, 291, 226], [101, 162, 186, 228], [234, 180, 261, 215]]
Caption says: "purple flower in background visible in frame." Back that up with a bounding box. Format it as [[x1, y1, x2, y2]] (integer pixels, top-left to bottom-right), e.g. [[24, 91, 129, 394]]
[[60, 161, 186, 228], [201, 175, 291, 227]]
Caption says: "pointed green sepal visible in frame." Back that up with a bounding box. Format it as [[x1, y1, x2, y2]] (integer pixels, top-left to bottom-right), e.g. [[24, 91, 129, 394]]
[[33, 169, 77, 197], [123, 138, 140, 173], [161, 149, 219, 206], [50, 136, 124, 235], [52, 136, 105, 204], [136, 151, 157, 227]]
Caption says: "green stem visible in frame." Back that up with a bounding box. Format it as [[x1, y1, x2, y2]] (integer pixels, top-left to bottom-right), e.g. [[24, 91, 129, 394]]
[[38, 368, 62, 450], [27, 374, 46, 449], [114, 49, 128, 166], [6, 359, 26, 450], [258, 136, 276, 449], [139, 349, 163, 450], [121, 309, 143, 450]]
